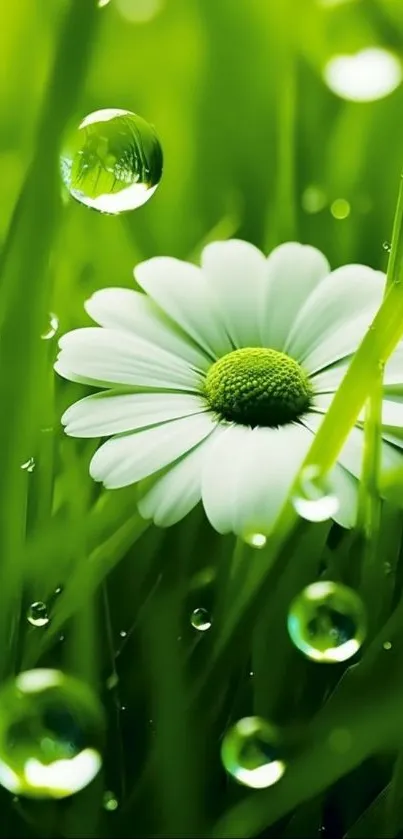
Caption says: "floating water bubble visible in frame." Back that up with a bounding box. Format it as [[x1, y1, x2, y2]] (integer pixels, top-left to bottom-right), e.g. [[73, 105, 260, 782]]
[[27, 603, 49, 628], [301, 185, 327, 214], [383, 640, 392, 651], [119, 630, 127, 638], [221, 717, 286, 789], [41, 313, 59, 341], [103, 790, 118, 811], [243, 533, 267, 549], [21, 457, 35, 474], [324, 49, 402, 102], [287, 581, 367, 663], [60, 109, 163, 214], [0, 669, 105, 798], [190, 608, 212, 632], [292, 466, 339, 522], [330, 198, 351, 220]]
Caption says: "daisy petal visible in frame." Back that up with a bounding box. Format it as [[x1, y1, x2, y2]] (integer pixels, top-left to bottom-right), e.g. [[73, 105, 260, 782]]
[[314, 393, 403, 429], [302, 412, 403, 477], [55, 328, 202, 392], [287, 265, 384, 367], [384, 344, 403, 389], [201, 240, 266, 347], [310, 360, 349, 394], [202, 422, 313, 536], [260, 243, 330, 350], [138, 429, 224, 527], [62, 392, 207, 438], [90, 412, 217, 489], [134, 257, 232, 359], [85, 288, 209, 371]]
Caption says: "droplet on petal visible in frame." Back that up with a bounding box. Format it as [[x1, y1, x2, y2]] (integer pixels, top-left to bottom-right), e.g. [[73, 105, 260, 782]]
[[27, 603, 49, 628], [190, 608, 212, 632], [292, 465, 339, 522], [60, 109, 163, 214], [0, 670, 104, 798], [287, 581, 367, 663], [221, 717, 286, 789]]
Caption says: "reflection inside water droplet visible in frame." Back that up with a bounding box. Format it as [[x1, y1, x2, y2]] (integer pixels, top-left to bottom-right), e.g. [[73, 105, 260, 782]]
[[287, 581, 367, 663], [60, 108, 163, 214], [27, 603, 49, 628], [190, 608, 212, 632], [0, 669, 104, 798], [292, 466, 339, 522], [221, 717, 286, 789]]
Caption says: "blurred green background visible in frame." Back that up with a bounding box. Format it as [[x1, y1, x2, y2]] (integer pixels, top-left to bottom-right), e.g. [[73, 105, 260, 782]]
[[3, 1, 403, 837]]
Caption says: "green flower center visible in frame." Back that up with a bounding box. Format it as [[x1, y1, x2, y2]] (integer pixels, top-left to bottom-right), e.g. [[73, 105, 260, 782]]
[[204, 347, 313, 428]]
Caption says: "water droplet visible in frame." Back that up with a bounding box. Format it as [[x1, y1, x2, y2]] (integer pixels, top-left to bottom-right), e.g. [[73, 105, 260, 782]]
[[54, 587, 63, 596], [287, 581, 367, 663], [60, 109, 163, 214], [330, 198, 351, 220], [0, 669, 104, 798], [59, 635, 65, 643], [98, 0, 111, 7], [103, 790, 118, 810], [190, 608, 212, 632], [301, 185, 327, 214], [249, 671, 254, 677], [119, 630, 127, 638], [243, 533, 267, 549], [120, 705, 126, 712], [383, 241, 392, 253], [383, 640, 392, 650], [41, 313, 59, 341], [27, 602, 49, 628], [221, 717, 286, 789], [21, 457, 35, 473], [292, 466, 339, 522]]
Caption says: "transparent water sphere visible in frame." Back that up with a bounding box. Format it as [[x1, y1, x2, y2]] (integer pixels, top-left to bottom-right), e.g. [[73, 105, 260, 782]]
[[292, 465, 339, 522], [27, 602, 49, 628], [0, 670, 105, 798], [60, 109, 163, 214], [190, 608, 212, 632], [221, 716, 286, 789], [287, 581, 367, 663]]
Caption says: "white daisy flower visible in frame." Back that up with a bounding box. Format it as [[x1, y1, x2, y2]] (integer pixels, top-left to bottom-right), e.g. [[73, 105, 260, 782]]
[[55, 240, 403, 537]]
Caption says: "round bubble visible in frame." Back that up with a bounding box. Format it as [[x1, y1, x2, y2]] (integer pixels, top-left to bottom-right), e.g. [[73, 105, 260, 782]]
[[0, 669, 105, 798], [190, 608, 212, 632], [221, 716, 286, 789], [287, 581, 367, 663], [60, 108, 163, 214]]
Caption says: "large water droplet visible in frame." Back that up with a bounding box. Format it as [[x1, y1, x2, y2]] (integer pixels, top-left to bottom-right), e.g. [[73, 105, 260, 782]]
[[221, 717, 286, 789], [190, 608, 212, 632], [103, 790, 118, 810], [60, 109, 163, 214], [21, 457, 35, 474], [0, 669, 104, 798], [292, 466, 339, 522], [41, 313, 59, 341], [27, 603, 49, 628], [287, 581, 367, 663]]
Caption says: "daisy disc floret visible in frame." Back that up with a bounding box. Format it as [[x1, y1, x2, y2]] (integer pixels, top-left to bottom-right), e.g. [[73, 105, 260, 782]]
[[204, 347, 313, 427], [55, 239, 403, 537]]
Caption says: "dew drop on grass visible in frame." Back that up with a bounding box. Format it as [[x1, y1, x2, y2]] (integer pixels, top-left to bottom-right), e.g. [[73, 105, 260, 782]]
[[383, 640, 392, 650], [243, 533, 267, 549], [27, 602, 49, 628], [383, 241, 392, 253], [119, 630, 127, 638], [60, 108, 163, 214], [0, 669, 105, 798], [221, 717, 286, 789], [287, 581, 367, 663], [103, 790, 118, 811], [41, 313, 59, 341], [292, 465, 339, 522], [190, 608, 212, 632], [21, 457, 35, 473]]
